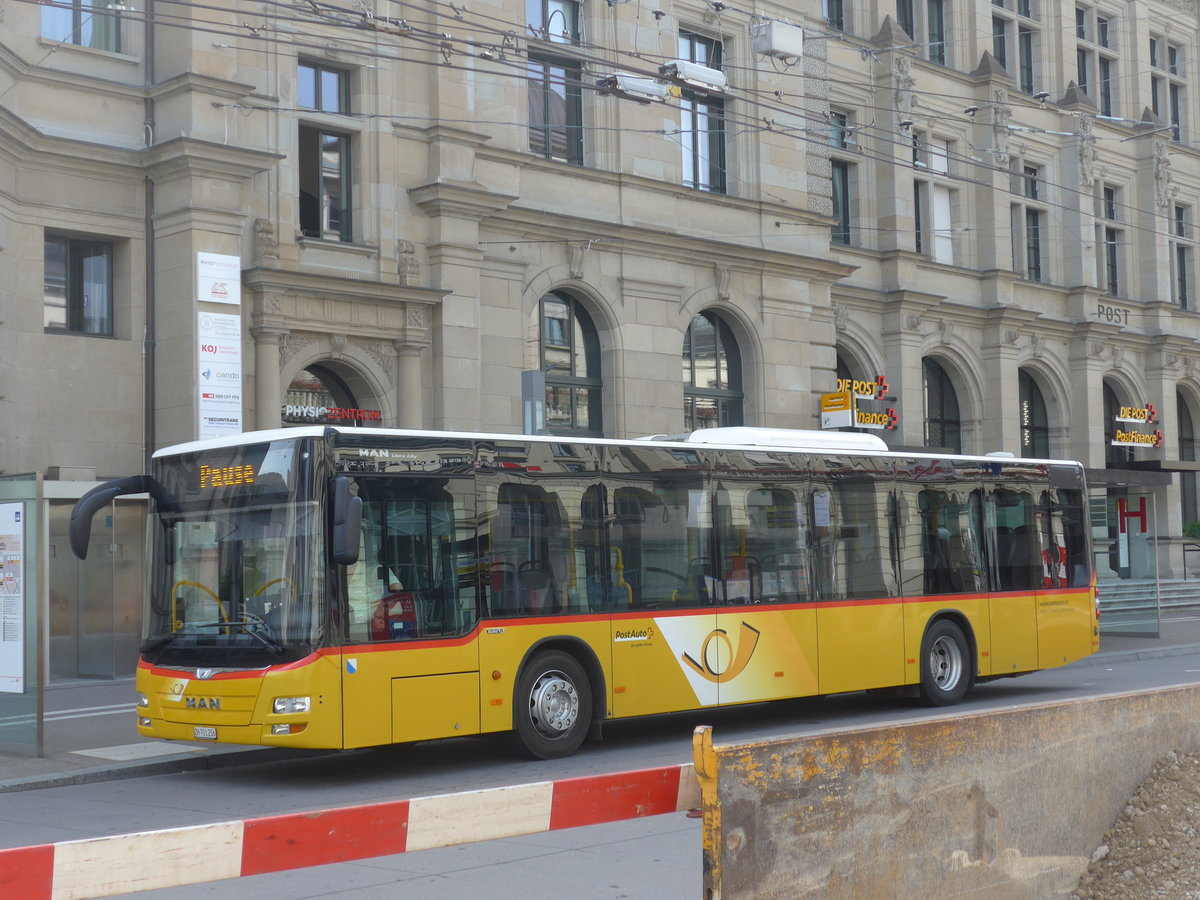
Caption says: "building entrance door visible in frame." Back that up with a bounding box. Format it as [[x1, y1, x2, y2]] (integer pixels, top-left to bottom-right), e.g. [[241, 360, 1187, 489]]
[[1091, 488, 1160, 636]]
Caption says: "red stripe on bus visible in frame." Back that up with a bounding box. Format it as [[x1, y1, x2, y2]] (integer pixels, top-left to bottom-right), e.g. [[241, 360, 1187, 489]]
[[240, 799, 411, 876], [549, 766, 685, 830], [0, 843, 54, 896]]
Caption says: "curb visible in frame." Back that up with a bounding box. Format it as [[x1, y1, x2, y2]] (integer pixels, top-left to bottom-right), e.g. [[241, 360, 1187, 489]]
[[0, 746, 332, 794]]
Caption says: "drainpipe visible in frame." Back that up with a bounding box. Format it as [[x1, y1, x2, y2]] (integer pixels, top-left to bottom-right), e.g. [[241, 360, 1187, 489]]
[[142, 0, 155, 473]]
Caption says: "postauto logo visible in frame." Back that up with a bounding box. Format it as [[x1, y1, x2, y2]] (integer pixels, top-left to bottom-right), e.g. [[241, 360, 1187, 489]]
[[682, 622, 761, 684]]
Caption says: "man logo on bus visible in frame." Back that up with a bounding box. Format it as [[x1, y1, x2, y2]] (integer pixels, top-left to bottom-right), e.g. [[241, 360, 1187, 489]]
[[681, 622, 761, 683]]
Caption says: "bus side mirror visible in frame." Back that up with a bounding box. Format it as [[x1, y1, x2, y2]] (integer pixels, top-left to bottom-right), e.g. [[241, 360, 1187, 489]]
[[332, 476, 362, 566], [70, 475, 165, 560]]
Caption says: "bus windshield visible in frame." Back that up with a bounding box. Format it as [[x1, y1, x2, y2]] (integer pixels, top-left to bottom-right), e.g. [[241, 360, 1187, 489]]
[[144, 438, 324, 668]]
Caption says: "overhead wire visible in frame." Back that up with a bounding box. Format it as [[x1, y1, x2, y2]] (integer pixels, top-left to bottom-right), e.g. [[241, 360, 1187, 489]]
[[16, 0, 1197, 248]]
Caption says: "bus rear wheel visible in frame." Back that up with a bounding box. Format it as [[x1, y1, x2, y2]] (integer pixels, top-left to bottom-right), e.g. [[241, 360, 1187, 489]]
[[919, 619, 973, 706], [513, 651, 592, 759]]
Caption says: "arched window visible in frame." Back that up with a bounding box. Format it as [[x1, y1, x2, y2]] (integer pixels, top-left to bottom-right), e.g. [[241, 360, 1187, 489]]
[[1180, 393, 1198, 526], [923, 357, 961, 454], [1104, 381, 1133, 466], [540, 292, 602, 436], [683, 311, 743, 430], [1019, 369, 1050, 457]]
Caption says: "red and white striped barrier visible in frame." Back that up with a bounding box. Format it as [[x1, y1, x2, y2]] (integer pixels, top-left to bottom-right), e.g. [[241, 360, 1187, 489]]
[[0, 763, 698, 900]]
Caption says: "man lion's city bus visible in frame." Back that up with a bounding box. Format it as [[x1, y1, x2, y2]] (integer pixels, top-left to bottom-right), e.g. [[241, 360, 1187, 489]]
[[69, 426, 1098, 759]]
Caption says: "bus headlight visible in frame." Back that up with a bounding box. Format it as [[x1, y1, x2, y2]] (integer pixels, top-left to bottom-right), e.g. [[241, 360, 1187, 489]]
[[137, 693, 149, 708], [273, 696, 311, 714]]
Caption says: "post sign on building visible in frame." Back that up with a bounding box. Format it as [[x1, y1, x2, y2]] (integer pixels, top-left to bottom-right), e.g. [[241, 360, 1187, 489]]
[[0, 503, 25, 694], [1111, 401, 1163, 449], [822, 375, 899, 431]]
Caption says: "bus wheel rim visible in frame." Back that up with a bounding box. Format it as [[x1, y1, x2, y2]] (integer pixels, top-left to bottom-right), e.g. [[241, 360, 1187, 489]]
[[930, 635, 963, 691], [529, 670, 579, 738]]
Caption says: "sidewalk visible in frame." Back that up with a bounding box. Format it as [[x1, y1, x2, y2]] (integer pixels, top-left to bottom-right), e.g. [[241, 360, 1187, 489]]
[[2, 616, 1199, 794]]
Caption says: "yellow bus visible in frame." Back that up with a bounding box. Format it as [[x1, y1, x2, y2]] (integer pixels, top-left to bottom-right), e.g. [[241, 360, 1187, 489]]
[[70, 426, 1098, 759]]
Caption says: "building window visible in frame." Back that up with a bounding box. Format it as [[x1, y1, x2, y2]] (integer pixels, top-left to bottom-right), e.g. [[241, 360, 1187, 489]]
[[41, 0, 121, 52], [915, 137, 955, 264], [298, 62, 349, 112], [44, 236, 113, 335], [299, 129, 351, 241], [678, 31, 726, 194], [914, 181, 925, 253], [528, 58, 583, 164], [831, 160, 851, 245], [1104, 382, 1134, 466], [298, 63, 352, 242], [823, 0, 845, 31], [923, 357, 961, 454], [541, 292, 601, 436], [993, 17, 1008, 70], [683, 311, 743, 431], [526, 0, 580, 43], [1180, 394, 1198, 526], [1099, 184, 1122, 296], [897, 0, 915, 38], [928, 0, 947, 65], [1011, 162, 1047, 282], [829, 110, 852, 149], [1173, 204, 1193, 310], [1077, 6, 1117, 116], [1019, 369, 1050, 457], [1151, 36, 1186, 141], [895, 0, 945, 65]]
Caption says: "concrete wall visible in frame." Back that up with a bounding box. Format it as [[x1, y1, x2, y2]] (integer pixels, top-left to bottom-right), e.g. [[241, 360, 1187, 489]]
[[696, 686, 1200, 899]]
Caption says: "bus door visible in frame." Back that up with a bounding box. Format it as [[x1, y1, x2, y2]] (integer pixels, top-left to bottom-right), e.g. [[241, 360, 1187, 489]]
[[985, 474, 1041, 675], [813, 455, 903, 695], [341, 471, 481, 748], [711, 454, 817, 706], [606, 446, 715, 718], [1037, 472, 1095, 667]]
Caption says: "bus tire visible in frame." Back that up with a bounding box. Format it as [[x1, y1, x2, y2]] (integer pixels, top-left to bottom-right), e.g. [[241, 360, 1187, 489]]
[[919, 619, 973, 706], [513, 651, 592, 759]]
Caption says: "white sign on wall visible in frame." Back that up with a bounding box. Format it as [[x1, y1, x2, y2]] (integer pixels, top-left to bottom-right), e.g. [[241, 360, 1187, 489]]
[[0, 503, 26, 694], [198, 312, 243, 439], [197, 252, 242, 306]]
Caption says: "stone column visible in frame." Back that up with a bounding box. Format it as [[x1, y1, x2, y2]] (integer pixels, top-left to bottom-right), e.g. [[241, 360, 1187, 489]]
[[394, 342, 425, 429], [253, 327, 287, 430]]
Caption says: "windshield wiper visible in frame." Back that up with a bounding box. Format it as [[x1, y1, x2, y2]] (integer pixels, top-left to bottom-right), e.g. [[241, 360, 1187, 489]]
[[152, 620, 286, 654]]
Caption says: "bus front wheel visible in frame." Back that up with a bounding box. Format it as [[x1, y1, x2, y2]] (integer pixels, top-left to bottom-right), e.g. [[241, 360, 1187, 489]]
[[919, 619, 973, 706], [513, 651, 592, 759]]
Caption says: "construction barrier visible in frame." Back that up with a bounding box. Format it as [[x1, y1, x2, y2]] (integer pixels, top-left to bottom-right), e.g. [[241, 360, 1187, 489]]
[[692, 684, 1200, 899], [0, 763, 700, 899]]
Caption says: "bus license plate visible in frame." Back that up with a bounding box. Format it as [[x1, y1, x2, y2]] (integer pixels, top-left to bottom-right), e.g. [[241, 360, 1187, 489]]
[[193, 726, 217, 741]]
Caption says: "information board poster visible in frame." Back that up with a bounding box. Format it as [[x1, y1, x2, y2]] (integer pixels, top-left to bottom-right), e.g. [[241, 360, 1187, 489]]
[[0, 502, 25, 694], [198, 312, 243, 439], [197, 252, 242, 306]]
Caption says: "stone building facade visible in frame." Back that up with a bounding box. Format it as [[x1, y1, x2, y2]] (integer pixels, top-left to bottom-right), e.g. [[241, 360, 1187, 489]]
[[3, 0, 1199, 676]]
